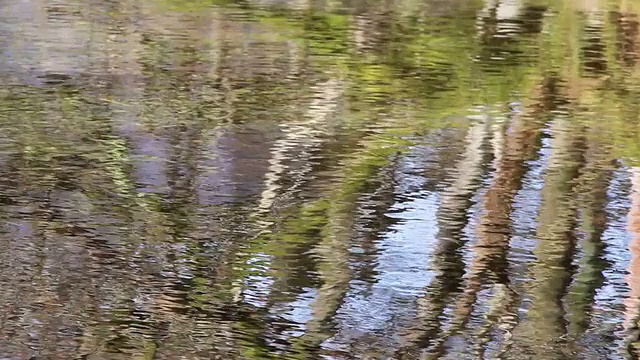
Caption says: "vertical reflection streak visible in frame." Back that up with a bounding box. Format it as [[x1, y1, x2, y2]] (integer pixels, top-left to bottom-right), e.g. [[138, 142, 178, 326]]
[[506, 116, 586, 359], [399, 112, 492, 357], [430, 76, 562, 358], [624, 167, 640, 352]]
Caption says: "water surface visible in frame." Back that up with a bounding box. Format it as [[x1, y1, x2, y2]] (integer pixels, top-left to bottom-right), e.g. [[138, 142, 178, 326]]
[[2, 0, 640, 359]]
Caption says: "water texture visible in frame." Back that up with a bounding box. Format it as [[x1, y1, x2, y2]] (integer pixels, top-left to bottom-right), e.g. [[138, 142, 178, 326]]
[[1, 0, 640, 359]]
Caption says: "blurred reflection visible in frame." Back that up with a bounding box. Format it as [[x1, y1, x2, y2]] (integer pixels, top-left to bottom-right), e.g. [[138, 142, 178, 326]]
[[2, 0, 640, 359]]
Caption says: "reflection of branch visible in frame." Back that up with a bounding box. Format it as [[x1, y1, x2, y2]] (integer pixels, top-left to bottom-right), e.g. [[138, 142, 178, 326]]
[[399, 114, 492, 355], [258, 77, 342, 213], [472, 282, 519, 358], [504, 117, 586, 357], [566, 135, 613, 337], [449, 110, 543, 330], [429, 77, 560, 354], [294, 180, 387, 357]]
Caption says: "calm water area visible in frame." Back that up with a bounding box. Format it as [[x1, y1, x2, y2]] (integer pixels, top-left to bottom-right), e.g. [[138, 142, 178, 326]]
[[2, 0, 640, 359]]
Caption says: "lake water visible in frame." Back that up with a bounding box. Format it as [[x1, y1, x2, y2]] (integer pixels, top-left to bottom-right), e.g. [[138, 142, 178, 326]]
[[1, 0, 640, 359]]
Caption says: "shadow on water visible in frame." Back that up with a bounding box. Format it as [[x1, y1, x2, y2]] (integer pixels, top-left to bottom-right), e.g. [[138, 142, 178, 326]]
[[4, 0, 640, 359]]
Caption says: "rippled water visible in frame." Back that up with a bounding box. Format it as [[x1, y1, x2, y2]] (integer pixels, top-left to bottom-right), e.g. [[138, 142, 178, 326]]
[[2, 0, 640, 359]]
